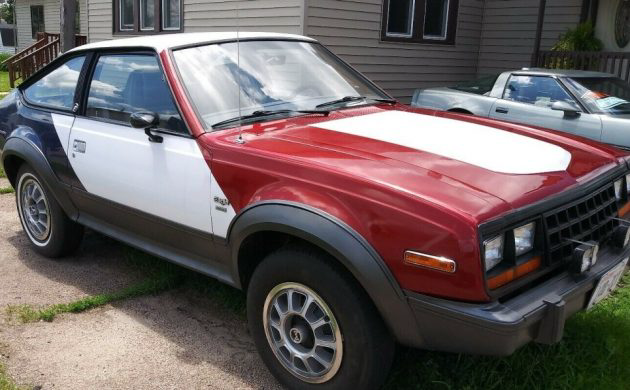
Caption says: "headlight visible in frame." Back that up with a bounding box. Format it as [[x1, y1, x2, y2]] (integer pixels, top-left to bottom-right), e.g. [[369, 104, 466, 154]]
[[484, 235, 504, 271], [615, 178, 624, 201], [514, 222, 536, 256]]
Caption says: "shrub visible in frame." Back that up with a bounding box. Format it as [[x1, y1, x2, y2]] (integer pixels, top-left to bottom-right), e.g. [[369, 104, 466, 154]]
[[0, 52, 13, 71]]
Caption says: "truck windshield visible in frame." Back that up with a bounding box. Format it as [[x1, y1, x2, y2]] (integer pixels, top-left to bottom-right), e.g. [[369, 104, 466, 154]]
[[564, 77, 630, 115], [172, 40, 389, 130]]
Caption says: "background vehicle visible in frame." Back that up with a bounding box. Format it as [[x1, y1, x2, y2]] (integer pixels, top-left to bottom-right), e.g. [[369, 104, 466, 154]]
[[1, 34, 630, 390], [412, 69, 630, 150]]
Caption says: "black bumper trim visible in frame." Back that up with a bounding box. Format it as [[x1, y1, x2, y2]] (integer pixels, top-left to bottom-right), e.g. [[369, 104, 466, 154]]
[[404, 245, 629, 355]]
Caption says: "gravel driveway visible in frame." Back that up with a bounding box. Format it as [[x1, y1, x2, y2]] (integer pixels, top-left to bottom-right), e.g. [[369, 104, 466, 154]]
[[0, 184, 281, 389]]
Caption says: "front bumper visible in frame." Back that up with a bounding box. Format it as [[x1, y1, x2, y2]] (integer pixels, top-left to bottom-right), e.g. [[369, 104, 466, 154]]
[[405, 245, 629, 356]]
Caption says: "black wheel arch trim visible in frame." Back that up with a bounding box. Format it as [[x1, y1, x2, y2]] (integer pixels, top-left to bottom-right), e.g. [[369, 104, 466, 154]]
[[227, 200, 424, 346], [1, 136, 79, 220]]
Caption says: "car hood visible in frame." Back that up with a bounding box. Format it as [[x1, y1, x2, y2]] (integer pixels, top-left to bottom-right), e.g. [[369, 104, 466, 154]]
[[215, 105, 628, 222]]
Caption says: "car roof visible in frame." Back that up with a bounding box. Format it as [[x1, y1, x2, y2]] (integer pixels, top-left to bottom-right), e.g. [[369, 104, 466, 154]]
[[510, 67, 614, 78], [68, 32, 316, 53]]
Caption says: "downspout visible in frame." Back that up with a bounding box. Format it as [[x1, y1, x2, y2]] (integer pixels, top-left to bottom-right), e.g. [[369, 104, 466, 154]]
[[531, 0, 546, 67], [475, 0, 487, 77]]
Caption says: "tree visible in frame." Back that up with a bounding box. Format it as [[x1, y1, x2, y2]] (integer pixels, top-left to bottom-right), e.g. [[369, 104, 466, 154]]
[[0, 0, 14, 24]]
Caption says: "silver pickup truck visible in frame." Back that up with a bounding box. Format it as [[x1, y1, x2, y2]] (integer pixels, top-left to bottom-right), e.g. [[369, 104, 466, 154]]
[[412, 68, 630, 149]]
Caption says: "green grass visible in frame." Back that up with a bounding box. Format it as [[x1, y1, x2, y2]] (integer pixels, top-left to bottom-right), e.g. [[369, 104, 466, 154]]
[[0, 72, 8, 94], [0, 166, 5, 178], [384, 272, 630, 390], [0, 363, 25, 390], [0, 187, 13, 195]]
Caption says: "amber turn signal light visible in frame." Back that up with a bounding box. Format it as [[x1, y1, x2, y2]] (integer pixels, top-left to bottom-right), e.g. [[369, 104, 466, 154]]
[[487, 256, 542, 290], [619, 202, 630, 217], [404, 251, 456, 273]]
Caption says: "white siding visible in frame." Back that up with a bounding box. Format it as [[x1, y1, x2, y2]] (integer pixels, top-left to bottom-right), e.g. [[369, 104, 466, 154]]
[[305, 0, 485, 102], [477, 0, 583, 76], [15, 0, 88, 50], [88, 0, 304, 43]]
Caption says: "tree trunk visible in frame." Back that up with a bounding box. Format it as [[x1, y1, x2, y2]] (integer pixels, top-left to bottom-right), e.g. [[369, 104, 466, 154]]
[[60, 0, 77, 53]]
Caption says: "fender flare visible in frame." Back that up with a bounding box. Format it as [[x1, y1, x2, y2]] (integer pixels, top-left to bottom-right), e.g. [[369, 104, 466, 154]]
[[228, 201, 424, 346], [1, 137, 78, 220]]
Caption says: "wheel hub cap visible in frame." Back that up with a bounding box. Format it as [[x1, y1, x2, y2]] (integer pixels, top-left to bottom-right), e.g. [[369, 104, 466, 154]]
[[263, 282, 343, 384], [19, 178, 51, 242]]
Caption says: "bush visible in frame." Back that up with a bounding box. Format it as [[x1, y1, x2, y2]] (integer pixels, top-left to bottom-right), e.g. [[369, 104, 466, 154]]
[[0, 52, 12, 71]]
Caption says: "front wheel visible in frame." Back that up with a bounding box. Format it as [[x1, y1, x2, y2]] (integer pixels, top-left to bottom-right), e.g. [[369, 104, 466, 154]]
[[247, 246, 394, 389], [16, 165, 84, 257]]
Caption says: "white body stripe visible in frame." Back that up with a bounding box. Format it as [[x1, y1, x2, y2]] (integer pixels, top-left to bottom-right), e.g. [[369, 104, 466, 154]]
[[313, 111, 572, 175], [51, 113, 74, 154], [66, 118, 235, 236]]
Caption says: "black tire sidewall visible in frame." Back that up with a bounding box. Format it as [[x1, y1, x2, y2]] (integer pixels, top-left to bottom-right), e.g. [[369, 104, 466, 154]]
[[15, 165, 81, 257], [247, 247, 393, 390]]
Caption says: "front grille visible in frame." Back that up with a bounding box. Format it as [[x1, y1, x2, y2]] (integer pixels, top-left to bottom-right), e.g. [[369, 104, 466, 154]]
[[544, 182, 619, 263]]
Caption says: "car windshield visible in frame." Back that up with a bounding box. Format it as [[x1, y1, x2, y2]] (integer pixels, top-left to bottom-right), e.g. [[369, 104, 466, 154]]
[[450, 74, 498, 95], [563, 77, 630, 115], [172, 40, 389, 130]]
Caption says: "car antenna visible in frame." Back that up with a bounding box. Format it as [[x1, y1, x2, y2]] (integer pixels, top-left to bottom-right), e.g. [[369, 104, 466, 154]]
[[235, 3, 245, 145]]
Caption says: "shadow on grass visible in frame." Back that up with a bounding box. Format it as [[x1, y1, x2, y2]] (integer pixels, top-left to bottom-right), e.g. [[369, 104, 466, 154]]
[[5, 227, 630, 390], [384, 274, 630, 390]]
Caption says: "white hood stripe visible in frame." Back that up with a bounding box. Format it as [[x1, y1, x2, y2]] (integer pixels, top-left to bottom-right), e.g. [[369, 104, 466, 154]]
[[312, 111, 571, 175]]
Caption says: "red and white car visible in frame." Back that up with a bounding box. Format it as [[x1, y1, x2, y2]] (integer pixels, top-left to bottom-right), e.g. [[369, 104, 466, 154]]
[[0, 33, 629, 389]]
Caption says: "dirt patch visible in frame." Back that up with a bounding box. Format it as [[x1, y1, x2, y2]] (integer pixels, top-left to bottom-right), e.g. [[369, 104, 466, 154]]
[[0, 192, 280, 389]]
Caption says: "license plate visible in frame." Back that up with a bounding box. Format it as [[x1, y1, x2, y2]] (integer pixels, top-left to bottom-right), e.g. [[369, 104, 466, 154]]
[[587, 258, 628, 310]]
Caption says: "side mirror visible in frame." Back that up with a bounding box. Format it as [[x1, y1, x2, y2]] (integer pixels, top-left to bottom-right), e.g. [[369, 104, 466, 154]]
[[551, 101, 581, 118], [130, 111, 162, 143]]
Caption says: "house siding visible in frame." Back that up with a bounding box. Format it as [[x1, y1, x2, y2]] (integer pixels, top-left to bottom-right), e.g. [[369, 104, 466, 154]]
[[477, 0, 583, 76], [15, 0, 88, 50], [88, 0, 303, 43], [305, 0, 485, 102]]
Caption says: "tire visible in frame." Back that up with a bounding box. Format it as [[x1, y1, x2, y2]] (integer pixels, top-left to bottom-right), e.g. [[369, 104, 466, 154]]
[[247, 246, 395, 390], [15, 165, 84, 258]]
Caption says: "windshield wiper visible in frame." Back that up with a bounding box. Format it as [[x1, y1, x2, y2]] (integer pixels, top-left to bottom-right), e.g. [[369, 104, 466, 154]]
[[315, 96, 397, 109], [212, 109, 329, 129]]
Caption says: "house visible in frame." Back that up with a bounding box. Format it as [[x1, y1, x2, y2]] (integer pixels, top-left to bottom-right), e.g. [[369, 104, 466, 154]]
[[7, 0, 630, 101]]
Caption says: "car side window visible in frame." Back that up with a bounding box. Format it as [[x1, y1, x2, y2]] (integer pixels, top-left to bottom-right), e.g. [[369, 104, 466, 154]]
[[504, 75, 576, 109], [23, 56, 86, 110], [86, 54, 186, 133]]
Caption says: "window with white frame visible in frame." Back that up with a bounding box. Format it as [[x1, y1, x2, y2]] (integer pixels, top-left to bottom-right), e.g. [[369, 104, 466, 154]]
[[114, 0, 181, 33], [382, 0, 458, 44]]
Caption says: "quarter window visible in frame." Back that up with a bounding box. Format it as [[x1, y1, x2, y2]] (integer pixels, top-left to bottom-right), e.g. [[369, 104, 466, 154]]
[[504, 76, 576, 109], [30, 5, 45, 39], [23, 56, 85, 110], [86, 54, 186, 133], [382, 0, 458, 44]]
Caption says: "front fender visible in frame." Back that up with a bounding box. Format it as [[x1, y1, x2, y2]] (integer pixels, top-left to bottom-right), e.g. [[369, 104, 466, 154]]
[[1, 136, 78, 219], [228, 201, 424, 347]]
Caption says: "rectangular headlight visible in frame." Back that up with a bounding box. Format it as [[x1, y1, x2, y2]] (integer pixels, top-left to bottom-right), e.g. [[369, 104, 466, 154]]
[[615, 178, 624, 201], [484, 235, 504, 271], [514, 222, 536, 256]]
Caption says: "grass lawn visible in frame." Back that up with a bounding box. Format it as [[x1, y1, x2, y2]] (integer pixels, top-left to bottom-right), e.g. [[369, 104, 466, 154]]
[[0, 72, 10, 94]]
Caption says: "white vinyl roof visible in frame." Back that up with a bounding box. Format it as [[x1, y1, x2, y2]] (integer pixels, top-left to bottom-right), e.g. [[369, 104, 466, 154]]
[[69, 32, 316, 53]]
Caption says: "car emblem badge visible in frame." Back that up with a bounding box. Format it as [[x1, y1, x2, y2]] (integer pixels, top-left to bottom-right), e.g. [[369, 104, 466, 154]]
[[213, 196, 230, 213]]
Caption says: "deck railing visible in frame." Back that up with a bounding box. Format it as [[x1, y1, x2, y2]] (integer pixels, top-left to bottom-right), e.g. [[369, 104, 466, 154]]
[[535, 51, 630, 82], [2, 32, 87, 88]]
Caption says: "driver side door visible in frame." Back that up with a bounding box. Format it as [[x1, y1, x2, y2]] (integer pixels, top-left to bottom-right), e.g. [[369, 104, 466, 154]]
[[489, 75, 602, 141], [67, 52, 217, 260]]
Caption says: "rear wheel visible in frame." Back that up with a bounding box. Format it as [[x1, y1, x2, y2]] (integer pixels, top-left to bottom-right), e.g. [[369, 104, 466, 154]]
[[16, 165, 83, 257], [247, 246, 394, 389]]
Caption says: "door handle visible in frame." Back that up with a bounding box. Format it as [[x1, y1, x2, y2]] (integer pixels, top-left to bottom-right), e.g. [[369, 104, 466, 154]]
[[495, 107, 509, 114], [72, 139, 86, 154]]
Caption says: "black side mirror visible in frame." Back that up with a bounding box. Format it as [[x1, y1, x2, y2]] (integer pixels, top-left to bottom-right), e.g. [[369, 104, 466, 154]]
[[130, 111, 163, 143], [551, 101, 581, 118]]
